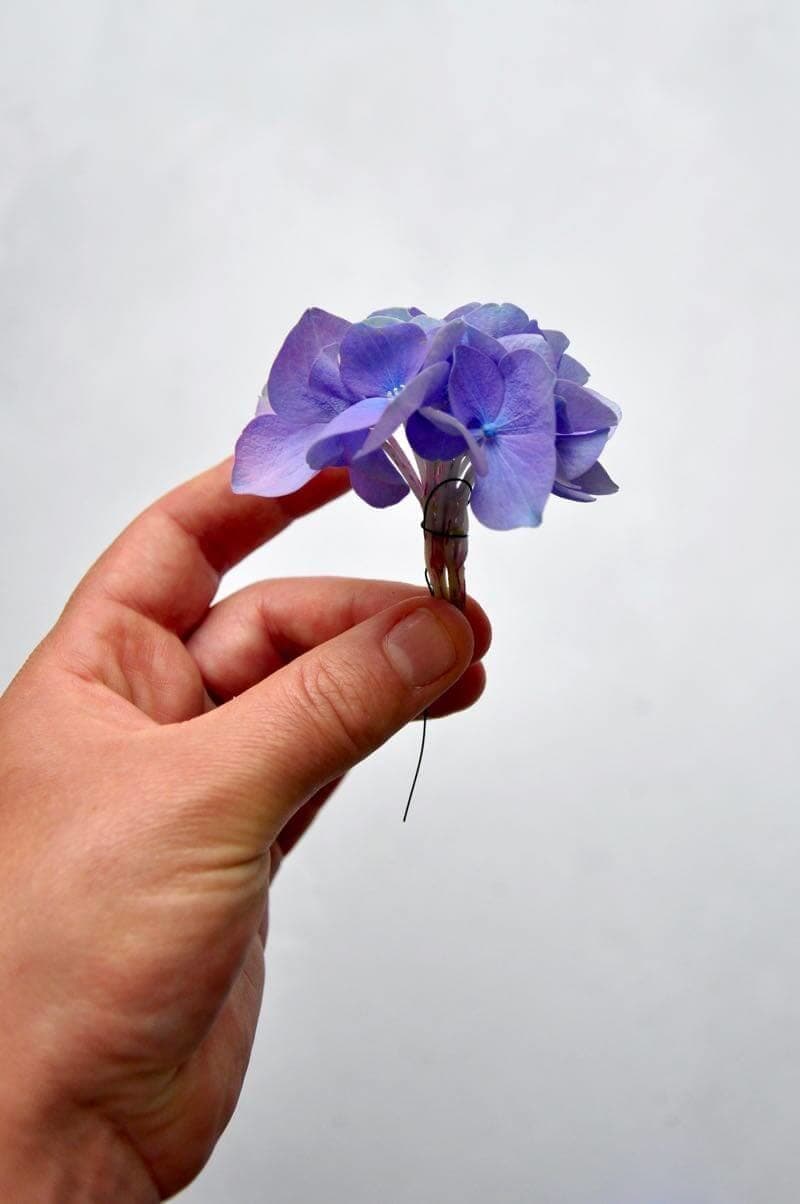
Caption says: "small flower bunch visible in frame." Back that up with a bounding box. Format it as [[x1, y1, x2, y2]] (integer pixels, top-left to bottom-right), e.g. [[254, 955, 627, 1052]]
[[233, 303, 621, 609]]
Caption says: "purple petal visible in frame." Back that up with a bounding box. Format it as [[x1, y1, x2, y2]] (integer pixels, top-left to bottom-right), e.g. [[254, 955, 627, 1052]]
[[555, 381, 619, 434], [232, 413, 323, 497], [497, 349, 556, 434], [470, 431, 557, 530], [541, 329, 570, 363], [418, 406, 488, 475], [264, 307, 351, 421], [423, 318, 466, 366], [464, 303, 530, 337], [449, 344, 505, 425], [444, 302, 481, 320], [368, 307, 416, 321], [358, 362, 449, 456], [587, 387, 622, 425], [498, 332, 555, 364], [462, 324, 505, 361], [555, 429, 610, 481], [306, 396, 391, 469], [407, 406, 469, 463], [308, 344, 356, 407], [349, 449, 409, 508], [552, 480, 597, 503], [558, 353, 590, 385], [411, 315, 443, 333], [572, 461, 619, 495], [339, 321, 427, 399]]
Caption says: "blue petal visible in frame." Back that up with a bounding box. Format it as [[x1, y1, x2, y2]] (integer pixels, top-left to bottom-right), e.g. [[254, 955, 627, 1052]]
[[470, 430, 557, 530], [572, 461, 619, 495], [232, 413, 323, 497], [444, 302, 481, 320], [498, 332, 556, 365], [417, 406, 488, 475], [541, 329, 570, 364], [449, 344, 505, 426], [410, 315, 442, 333], [349, 449, 409, 507], [464, 302, 530, 337], [496, 349, 556, 434], [306, 396, 391, 469], [308, 345, 357, 407], [407, 406, 468, 463], [555, 429, 610, 481], [367, 307, 416, 321], [555, 381, 619, 434], [462, 324, 505, 361], [552, 480, 597, 503], [358, 362, 449, 456], [339, 321, 428, 399], [264, 307, 351, 421], [558, 353, 590, 385], [423, 318, 466, 366]]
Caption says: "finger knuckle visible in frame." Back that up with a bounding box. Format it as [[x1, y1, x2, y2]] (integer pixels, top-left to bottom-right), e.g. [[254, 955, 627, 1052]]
[[295, 657, 377, 763]]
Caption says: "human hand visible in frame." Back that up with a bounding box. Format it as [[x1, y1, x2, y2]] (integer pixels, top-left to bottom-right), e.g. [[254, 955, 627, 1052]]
[[0, 461, 490, 1201]]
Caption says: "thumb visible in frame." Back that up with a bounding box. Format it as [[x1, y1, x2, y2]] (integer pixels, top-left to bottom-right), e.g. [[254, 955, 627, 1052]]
[[184, 596, 475, 847]]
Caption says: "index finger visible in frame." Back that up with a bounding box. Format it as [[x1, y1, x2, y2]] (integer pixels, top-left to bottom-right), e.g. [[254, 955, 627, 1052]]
[[71, 458, 350, 633]]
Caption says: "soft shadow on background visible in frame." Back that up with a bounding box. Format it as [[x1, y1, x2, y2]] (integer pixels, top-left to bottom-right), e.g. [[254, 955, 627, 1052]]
[[2, 2, 799, 1201]]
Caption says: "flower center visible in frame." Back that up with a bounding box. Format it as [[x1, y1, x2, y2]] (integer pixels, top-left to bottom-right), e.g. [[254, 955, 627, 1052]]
[[386, 384, 404, 399], [481, 421, 498, 439]]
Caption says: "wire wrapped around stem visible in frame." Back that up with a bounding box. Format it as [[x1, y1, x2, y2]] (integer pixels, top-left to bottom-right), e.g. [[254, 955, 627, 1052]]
[[420, 466, 473, 612]]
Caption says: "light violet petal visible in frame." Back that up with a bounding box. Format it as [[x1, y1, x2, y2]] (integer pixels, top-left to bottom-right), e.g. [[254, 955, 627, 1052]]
[[364, 314, 404, 327], [572, 460, 619, 495], [232, 414, 323, 497], [339, 321, 428, 399], [497, 349, 556, 435], [556, 381, 619, 434], [418, 406, 489, 476], [586, 387, 623, 424], [449, 344, 505, 425], [423, 318, 465, 366], [306, 396, 391, 469], [464, 302, 530, 337], [349, 449, 409, 508], [407, 408, 468, 463], [541, 329, 570, 363], [552, 480, 597, 503], [444, 302, 481, 320], [368, 307, 415, 321], [462, 324, 505, 361], [558, 353, 590, 385], [470, 430, 556, 530], [358, 362, 449, 456], [556, 429, 610, 481], [498, 332, 555, 365], [411, 314, 443, 333], [265, 307, 350, 420], [307, 344, 356, 407]]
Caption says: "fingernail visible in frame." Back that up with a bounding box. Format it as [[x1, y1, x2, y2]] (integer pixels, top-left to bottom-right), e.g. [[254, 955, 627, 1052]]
[[384, 608, 459, 687]]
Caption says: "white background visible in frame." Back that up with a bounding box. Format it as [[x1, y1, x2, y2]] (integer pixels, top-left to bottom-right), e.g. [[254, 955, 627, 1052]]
[[2, 2, 799, 1201]]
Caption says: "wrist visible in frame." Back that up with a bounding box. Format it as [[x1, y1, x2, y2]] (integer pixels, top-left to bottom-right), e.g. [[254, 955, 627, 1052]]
[[0, 1101, 159, 1204]]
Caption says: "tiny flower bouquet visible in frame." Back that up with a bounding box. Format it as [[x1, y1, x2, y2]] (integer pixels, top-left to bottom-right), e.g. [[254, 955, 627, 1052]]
[[233, 303, 621, 609]]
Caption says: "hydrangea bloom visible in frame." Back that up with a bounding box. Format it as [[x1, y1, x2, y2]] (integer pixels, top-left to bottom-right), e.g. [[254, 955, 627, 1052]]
[[233, 302, 621, 607]]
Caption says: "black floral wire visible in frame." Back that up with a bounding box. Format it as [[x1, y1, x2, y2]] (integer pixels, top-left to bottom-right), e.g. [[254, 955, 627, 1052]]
[[403, 477, 473, 823]]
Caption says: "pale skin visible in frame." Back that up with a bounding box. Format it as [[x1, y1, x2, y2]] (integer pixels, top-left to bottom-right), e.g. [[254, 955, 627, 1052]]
[[0, 460, 491, 1201]]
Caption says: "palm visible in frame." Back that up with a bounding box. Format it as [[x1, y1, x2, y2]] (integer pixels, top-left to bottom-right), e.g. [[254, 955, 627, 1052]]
[[75, 573, 341, 1193]]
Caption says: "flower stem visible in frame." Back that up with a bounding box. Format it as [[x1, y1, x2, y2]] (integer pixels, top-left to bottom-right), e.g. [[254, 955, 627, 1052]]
[[421, 460, 472, 611], [383, 437, 423, 502]]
